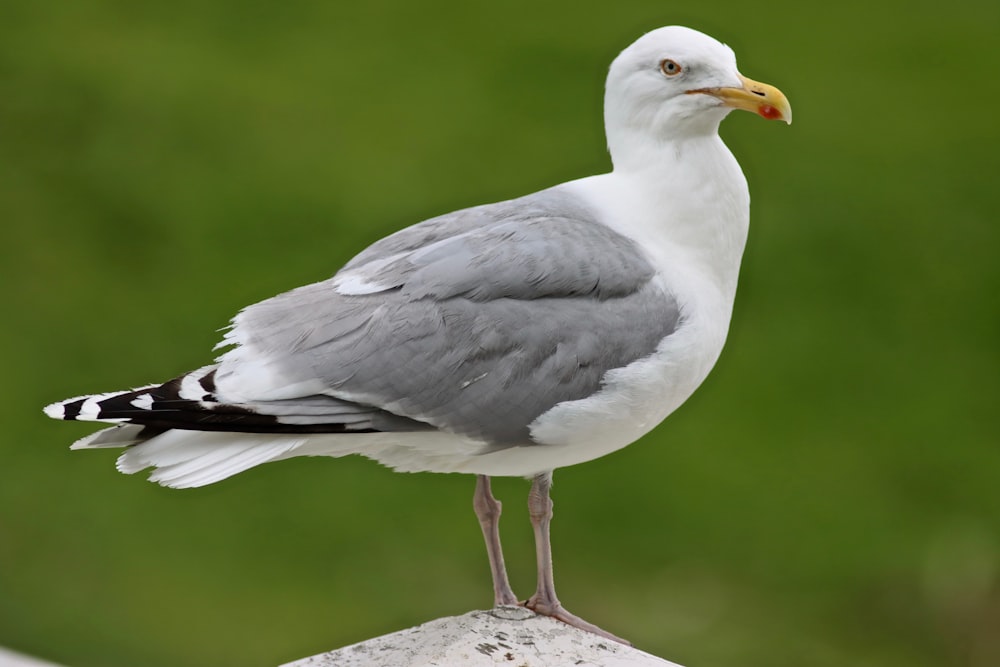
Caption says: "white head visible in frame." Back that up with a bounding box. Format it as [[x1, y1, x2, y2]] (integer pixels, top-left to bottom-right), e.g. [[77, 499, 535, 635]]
[[604, 26, 790, 168]]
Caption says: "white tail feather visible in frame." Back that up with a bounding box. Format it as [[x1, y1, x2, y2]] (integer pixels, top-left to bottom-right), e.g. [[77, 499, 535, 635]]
[[116, 431, 308, 489], [70, 424, 149, 449], [70, 426, 485, 488]]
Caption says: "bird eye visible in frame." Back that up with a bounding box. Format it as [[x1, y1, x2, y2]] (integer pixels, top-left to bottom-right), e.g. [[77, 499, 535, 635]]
[[659, 59, 682, 77]]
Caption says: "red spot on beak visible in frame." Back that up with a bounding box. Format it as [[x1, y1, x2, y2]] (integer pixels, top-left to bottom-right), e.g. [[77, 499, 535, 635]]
[[759, 104, 783, 121]]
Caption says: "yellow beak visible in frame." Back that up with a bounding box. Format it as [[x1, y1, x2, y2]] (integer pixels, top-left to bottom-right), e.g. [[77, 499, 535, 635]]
[[690, 74, 792, 124]]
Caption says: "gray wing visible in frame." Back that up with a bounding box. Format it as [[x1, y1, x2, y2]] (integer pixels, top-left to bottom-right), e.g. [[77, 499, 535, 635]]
[[223, 187, 680, 446]]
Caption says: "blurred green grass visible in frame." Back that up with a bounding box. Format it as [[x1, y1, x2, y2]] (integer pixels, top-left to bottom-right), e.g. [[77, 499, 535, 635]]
[[2, 1, 998, 666]]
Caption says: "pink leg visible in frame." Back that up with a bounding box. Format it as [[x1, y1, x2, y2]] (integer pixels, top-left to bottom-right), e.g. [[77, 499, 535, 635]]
[[473, 475, 519, 607], [523, 472, 631, 645]]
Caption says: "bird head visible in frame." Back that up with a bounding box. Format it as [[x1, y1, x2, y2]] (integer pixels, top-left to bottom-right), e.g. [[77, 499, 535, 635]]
[[604, 26, 791, 162]]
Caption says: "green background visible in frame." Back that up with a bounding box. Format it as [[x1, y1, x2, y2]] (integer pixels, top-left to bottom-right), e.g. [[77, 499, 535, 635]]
[[2, 1, 998, 666]]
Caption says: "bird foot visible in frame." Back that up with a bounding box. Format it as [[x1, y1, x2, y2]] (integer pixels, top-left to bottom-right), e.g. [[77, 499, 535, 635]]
[[523, 597, 632, 646]]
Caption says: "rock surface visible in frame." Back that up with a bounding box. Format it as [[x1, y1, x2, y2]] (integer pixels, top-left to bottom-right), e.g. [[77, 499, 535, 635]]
[[281, 606, 682, 666], [0, 647, 68, 667]]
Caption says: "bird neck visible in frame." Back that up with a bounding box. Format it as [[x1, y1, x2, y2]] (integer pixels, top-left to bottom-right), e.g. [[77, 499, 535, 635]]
[[604, 132, 751, 303], [605, 103, 730, 172]]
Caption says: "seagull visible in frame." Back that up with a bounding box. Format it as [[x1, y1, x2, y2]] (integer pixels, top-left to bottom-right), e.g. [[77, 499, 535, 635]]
[[44, 26, 790, 643]]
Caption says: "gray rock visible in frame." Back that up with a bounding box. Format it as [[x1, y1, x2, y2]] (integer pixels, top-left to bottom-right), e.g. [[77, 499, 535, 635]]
[[281, 607, 682, 666]]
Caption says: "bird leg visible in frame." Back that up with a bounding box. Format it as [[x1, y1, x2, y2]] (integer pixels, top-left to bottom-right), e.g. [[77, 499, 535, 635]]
[[473, 475, 519, 607], [524, 471, 631, 645]]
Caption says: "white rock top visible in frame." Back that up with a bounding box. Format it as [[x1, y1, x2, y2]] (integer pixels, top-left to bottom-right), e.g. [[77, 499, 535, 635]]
[[281, 607, 683, 667], [0, 647, 68, 667]]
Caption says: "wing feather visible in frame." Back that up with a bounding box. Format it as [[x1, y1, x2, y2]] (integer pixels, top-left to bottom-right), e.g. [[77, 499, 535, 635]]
[[215, 187, 680, 445]]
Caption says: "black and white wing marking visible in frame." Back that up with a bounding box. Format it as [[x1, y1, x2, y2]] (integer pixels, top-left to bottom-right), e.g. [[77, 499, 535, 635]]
[[47, 187, 681, 450]]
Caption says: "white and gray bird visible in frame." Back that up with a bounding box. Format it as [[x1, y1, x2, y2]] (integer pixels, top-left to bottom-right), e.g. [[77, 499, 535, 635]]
[[44, 26, 790, 643]]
